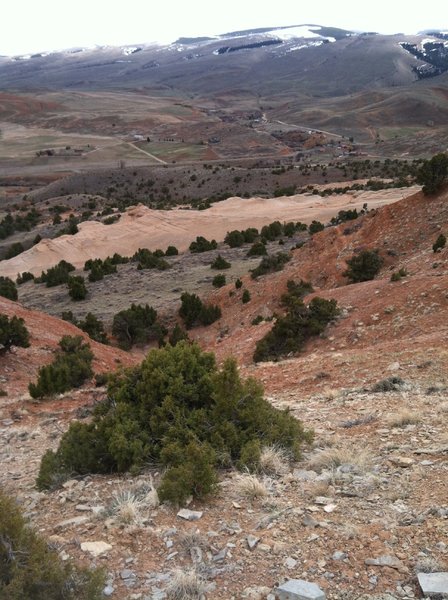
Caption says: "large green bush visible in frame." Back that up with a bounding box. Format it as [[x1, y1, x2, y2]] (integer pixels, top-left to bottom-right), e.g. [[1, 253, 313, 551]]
[[36, 343, 312, 504], [253, 283, 339, 362], [0, 314, 30, 353], [28, 336, 93, 399], [344, 249, 383, 283], [0, 489, 104, 600], [112, 303, 166, 350], [0, 277, 18, 301]]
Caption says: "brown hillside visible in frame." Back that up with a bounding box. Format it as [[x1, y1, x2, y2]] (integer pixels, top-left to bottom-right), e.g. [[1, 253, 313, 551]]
[[194, 188, 448, 389], [0, 297, 138, 398]]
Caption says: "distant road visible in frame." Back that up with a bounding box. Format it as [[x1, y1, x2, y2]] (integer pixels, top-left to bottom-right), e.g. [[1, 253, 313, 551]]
[[126, 142, 167, 164], [274, 120, 343, 139]]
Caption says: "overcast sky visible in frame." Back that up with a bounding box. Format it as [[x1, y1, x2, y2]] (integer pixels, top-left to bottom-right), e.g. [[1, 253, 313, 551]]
[[2, 0, 447, 55]]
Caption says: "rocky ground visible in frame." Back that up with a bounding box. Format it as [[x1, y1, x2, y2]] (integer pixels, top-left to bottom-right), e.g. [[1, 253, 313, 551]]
[[0, 377, 447, 600]]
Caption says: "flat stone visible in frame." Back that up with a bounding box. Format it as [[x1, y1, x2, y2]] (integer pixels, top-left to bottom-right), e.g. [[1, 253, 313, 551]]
[[80, 541, 112, 557], [247, 535, 260, 550], [314, 497, 333, 505], [285, 557, 298, 569], [176, 508, 203, 521], [365, 555, 408, 573], [277, 579, 326, 600], [390, 456, 415, 468], [417, 572, 448, 597], [332, 551, 347, 561], [120, 569, 135, 580], [55, 516, 89, 530], [323, 504, 337, 513]]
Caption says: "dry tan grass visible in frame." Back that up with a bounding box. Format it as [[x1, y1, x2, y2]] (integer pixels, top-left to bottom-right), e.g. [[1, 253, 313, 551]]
[[386, 408, 421, 428], [107, 479, 159, 524], [231, 473, 269, 500], [308, 445, 371, 474], [165, 569, 208, 600], [178, 530, 209, 553], [259, 445, 290, 476], [414, 555, 445, 574], [438, 402, 448, 413]]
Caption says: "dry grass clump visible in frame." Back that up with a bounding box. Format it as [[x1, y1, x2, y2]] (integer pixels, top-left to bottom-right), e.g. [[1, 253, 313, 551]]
[[414, 555, 445, 574], [308, 445, 371, 473], [165, 569, 208, 600], [438, 402, 448, 414], [178, 529, 209, 553], [107, 479, 159, 524], [259, 445, 290, 476], [231, 473, 269, 500], [386, 408, 421, 428]]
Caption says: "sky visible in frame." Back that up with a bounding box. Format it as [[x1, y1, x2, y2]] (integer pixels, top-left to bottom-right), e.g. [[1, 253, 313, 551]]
[[2, 0, 448, 56]]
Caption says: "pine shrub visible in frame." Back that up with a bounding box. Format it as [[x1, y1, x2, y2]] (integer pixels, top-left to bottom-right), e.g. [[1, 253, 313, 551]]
[[344, 249, 383, 283], [0, 277, 18, 301], [0, 489, 104, 600], [0, 314, 30, 353], [36, 343, 312, 502], [28, 336, 93, 398]]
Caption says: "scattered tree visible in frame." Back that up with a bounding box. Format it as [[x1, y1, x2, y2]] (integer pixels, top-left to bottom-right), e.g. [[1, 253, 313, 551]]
[[0, 277, 18, 301], [417, 153, 448, 195], [0, 314, 30, 353], [433, 233, 446, 252], [68, 276, 87, 301], [344, 249, 383, 283], [29, 336, 94, 398]]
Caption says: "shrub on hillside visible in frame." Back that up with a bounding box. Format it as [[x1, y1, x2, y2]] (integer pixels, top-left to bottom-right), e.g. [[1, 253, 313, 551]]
[[132, 248, 170, 270], [165, 245, 179, 256], [309, 220, 325, 235], [242, 289, 251, 303], [212, 274, 226, 288], [36, 342, 312, 503], [168, 324, 189, 346], [251, 252, 290, 279], [28, 336, 93, 399], [247, 241, 267, 257], [0, 314, 30, 353], [189, 236, 217, 253], [253, 286, 339, 362], [68, 276, 87, 301], [211, 255, 231, 269], [179, 292, 222, 329], [433, 233, 446, 253], [235, 278, 243, 289], [5, 242, 25, 260], [112, 303, 166, 350], [0, 489, 104, 600], [224, 230, 245, 247], [16, 271, 34, 285], [0, 277, 18, 301], [38, 260, 75, 287], [343, 249, 383, 283], [417, 152, 448, 195]]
